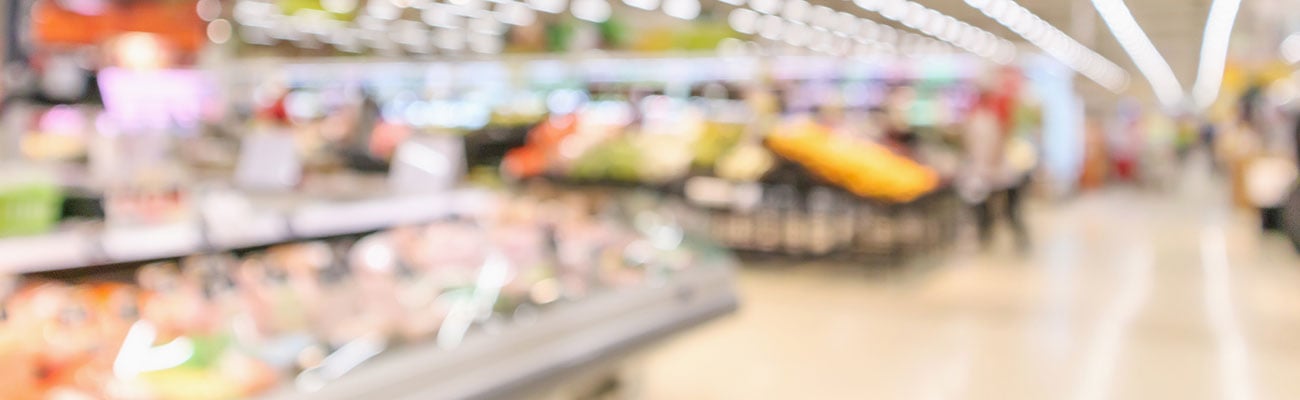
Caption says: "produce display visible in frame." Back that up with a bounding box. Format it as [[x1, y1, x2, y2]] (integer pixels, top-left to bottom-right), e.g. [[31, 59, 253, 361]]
[[0, 195, 699, 399], [502, 96, 770, 185], [569, 136, 643, 182], [567, 131, 700, 184], [714, 142, 776, 182], [765, 120, 941, 202], [503, 114, 581, 179], [691, 122, 746, 171]]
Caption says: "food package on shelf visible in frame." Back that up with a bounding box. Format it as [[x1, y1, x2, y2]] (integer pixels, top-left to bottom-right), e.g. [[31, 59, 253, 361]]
[[765, 120, 940, 202], [0, 165, 63, 237]]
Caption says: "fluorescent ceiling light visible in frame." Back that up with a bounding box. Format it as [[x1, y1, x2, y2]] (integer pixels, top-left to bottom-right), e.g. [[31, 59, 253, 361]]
[[965, 0, 1128, 93], [1280, 33, 1300, 64], [1191, 0, 1243, 109], [663, 0, 701, 19], [1091, 0, 1185, 108], [725, 0, 985, 60], [729, 8, 760, 34], [571, 0, 611, 22], [624, 0, 659, 11], [851, 0, 1017, 64]]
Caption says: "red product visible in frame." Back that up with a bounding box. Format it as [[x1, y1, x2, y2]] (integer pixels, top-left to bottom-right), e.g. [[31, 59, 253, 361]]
[[503, 114, 579, 178]]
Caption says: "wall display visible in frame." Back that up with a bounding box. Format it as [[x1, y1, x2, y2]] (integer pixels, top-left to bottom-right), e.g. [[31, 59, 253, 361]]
[[32, 0, 206, 53]]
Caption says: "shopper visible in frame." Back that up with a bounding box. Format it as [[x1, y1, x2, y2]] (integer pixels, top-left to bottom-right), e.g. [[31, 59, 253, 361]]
[[959, 90, 1030, 250], [881, 85, 919, 158]]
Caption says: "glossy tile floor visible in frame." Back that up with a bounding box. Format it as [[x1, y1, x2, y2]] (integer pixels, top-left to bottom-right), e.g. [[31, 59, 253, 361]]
[[640, 165, 1300, 399]]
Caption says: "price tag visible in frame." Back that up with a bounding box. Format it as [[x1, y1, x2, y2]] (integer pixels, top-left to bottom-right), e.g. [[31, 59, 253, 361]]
[[0, 232, 93, 272], [101, 222, 203, 261], [235, 132, 302, 191], [389, 135, 465, 194], [732, 182, 763, 212], [684, 176, 733, 208], [207, 212, 290, 249], [448, 189, 500, 218], [291, 193, 449, 237]]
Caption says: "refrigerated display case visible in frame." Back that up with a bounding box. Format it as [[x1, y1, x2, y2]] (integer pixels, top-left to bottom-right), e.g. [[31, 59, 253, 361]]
[[0, 186, 738, 399]]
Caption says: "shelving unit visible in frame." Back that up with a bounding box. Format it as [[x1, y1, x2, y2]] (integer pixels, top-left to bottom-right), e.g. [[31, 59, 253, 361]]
[[0, 184, 740, 398], [262, 263, 737, 400], [0, 189, 498, 274]]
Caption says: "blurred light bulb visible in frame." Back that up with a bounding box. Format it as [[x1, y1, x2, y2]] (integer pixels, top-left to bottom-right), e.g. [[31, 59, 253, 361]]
[[749, 0, 780, 14], [625, 0, 659, 11], [834, 12, 856, 34], [367, 0, 402, 19], [940, 17, 961, 40], [321, 0, 359, 13], [495, 2, 537, 25], [729, 8, 759, 34], [809, 5, 834, 29], [572, 0, 611, 22], [233, 1, 276, 25], [782, 21, 810, 46], [528, 0, 568, 13], [116, 32, 168, 69], [663, 0, 700, 19], [880, 0, 906, 19], [853, 0, 882, 11], [1283, 33, 1300, 64], [207, 19, 233, 44], [986, 0, 1009, 19], [758, 14, 783, 40], [422, 6, 463, 28], [923, 10, 945, 35], [196, 0, 221, 21], [856, 20, 877, 40], [781, 0, 808, 21]]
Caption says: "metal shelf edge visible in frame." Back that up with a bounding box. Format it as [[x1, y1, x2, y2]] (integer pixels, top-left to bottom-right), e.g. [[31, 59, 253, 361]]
[[263, 265, 738, 400]]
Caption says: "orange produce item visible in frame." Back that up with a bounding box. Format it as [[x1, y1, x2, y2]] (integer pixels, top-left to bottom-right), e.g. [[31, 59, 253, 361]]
[[766, 121, 939, 202]]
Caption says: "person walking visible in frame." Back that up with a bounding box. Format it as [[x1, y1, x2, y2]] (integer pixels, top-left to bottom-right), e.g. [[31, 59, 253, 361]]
[[959, 90, 1031, 250]]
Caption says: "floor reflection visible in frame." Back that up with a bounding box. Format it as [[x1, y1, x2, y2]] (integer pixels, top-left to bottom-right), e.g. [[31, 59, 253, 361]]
[[642, 173, 1300, 399]]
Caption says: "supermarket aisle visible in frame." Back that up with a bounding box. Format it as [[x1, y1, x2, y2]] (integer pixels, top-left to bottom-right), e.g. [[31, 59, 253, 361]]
[[640, 170, 1300, 399]]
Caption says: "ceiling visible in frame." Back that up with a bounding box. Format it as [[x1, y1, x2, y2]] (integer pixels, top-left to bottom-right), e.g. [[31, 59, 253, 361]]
[[868, 0, 1220, 109], [13, 0, 1289, 112]]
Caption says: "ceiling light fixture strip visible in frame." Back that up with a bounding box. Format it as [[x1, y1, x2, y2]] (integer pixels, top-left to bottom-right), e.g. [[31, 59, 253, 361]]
[[1090, 0, 1185, 108], [1190, 0, 1243, 109], [231, 0, 516, 54], [724, 0, 1017, 63], [964, 0, 1128, 92], [728, 0, 969, 59], [849, 0, 1019, 64]]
